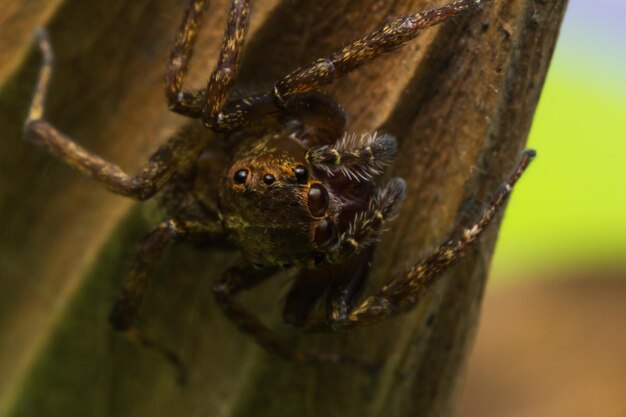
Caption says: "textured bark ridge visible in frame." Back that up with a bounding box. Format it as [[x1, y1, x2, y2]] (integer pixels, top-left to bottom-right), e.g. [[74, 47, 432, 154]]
[[0, 1, 567, 416]]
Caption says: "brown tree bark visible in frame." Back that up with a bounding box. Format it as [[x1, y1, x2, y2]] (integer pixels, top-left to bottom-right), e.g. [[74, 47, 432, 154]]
[[0, 0, 567, 416]]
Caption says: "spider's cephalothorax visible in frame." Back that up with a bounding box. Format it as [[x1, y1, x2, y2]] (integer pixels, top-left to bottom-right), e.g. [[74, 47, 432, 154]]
[[24, 0, 535, 381], [218, 125, 404, 270]]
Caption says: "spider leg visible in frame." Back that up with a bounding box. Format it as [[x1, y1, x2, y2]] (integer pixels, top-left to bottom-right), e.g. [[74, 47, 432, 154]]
[[203, 0, 250, 126], [109, 218, 224, 384], [273, 0, 482, 104], [328, 178, 407, 265], [166, 0, 351, 137], [336, 150, 536, 329], [307, 132, 398, 181], [24, 29, 211, 201], [212, 262, 375, 371], [166, 0, 252, 126], [165, 0, 210, 117]]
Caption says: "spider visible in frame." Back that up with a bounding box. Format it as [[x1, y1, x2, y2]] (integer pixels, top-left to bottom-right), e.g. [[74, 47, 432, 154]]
[[24, 0, 534, 382]]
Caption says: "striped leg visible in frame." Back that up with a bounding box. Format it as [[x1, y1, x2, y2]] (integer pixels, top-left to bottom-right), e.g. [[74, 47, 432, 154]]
[[24, 29, 209, 200], [273, 0, 484, 104], [342, 150, 536, 328], [109, 218, 224, 384]]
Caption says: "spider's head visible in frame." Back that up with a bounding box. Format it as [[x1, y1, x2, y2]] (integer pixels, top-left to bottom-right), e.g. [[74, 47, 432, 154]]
[[217, 134, 361, 270]]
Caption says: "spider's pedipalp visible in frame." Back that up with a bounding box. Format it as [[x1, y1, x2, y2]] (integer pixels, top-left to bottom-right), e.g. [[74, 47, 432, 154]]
[[371, 176, 407, 221], [329, 178, 406, 263], [306, 132, 398, 181]]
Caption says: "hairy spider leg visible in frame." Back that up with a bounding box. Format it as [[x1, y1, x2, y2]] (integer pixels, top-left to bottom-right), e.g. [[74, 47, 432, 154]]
[[165, 0, 481, 134], [165, 0, 270, 129], [109, 218, 224, 384], [165, 0, 348, 139], [330, 150, 536, 330], [165, 0, 210, 117], [203, 0, 250, 126], [273, 0, 483, 103], [293, 150, 534, 333], [212, 262, 376, 371], [23, 29, 210, 200], [165, 0, 251, 125]]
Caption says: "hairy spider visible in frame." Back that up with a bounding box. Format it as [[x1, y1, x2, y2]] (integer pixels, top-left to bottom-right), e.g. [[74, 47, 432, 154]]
[[24, 0, 534, 381]]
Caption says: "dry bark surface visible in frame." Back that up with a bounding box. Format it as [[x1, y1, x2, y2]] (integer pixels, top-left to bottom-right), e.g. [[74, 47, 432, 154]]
[[0, 0, 567, 416]]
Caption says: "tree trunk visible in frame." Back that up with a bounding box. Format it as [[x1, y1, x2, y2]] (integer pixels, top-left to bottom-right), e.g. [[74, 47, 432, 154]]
[[0, 0, 568, 416]]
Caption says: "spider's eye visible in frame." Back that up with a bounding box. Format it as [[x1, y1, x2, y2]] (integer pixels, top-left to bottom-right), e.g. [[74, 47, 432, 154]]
[[263, 173, 276, 185], [307, 184, 329, 217], [294, 165, 309, 183], [234, 169, 248, 184]]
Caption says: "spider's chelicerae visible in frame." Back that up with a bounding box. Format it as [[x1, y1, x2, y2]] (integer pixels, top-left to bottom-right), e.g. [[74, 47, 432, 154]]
[[24, 0, 534, 380]]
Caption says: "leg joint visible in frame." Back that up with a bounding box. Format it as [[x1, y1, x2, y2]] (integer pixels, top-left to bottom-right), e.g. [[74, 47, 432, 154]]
[[22, 119, 47, 143], [130, 181, 158, 201], [274, 58, 335, 105]]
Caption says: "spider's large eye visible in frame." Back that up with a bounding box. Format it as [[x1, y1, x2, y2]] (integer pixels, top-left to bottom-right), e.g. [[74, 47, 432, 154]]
[[307, 184, 329, 217], [294, 165, 309, 184], [314, 219, 337, 248], [234, 169, 248, 184]]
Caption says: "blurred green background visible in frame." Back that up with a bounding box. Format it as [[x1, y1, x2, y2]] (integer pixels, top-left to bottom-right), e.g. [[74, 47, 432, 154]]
[[491, 0, 626, 280]]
